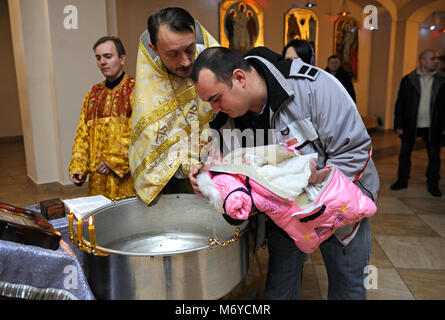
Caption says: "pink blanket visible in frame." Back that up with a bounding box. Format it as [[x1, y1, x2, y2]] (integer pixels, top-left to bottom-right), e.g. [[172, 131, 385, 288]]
[[206, 167, 376, 253]]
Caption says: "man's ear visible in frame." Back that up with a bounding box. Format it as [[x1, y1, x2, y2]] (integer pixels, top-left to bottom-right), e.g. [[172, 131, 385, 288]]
[[148, 42, 159, 56], [119, 54, 127, 65], [232, 69, 247, 87]]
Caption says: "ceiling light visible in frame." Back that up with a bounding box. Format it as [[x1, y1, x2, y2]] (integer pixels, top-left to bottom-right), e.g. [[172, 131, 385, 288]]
[[338, 0, 350, 16]]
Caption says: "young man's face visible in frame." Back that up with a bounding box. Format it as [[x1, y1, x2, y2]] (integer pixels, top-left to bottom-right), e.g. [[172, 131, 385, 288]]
[[149, 24, 196, 78], [194, 68, 250, 118], [95, 40, 126, 82]]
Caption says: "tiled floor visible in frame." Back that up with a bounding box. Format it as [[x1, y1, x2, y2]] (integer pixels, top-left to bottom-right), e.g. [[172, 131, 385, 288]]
[[0, 138, 89, 206], [0, 130, 444, 300]]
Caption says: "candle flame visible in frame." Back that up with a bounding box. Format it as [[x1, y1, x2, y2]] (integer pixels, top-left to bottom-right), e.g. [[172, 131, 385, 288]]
[[89, 216, 93, 226]]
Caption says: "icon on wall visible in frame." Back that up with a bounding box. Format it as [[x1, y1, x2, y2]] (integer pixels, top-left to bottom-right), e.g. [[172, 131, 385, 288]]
[[284, 8, 318, 59], [334, 16, 360, 80], [219, 0, 264, 55]]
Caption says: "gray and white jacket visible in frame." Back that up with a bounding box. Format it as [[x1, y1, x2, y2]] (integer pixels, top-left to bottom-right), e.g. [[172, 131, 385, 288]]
[[211, 48, 380, 246]]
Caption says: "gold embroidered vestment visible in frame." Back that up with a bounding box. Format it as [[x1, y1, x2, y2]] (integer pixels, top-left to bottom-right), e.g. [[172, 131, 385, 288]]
[[69, 73, 135, 199], [129, 22, 219, 205]]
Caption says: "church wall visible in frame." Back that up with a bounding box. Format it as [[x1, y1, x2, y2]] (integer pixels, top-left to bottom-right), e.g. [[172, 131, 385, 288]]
[[418, 28, 445, 57], [5, 0, 443, 186], [47, 0, 108, 184], [8, 0, 109, 184], [9, 0, 61, 183], [116, 0, 374, 116], [0, 0, 22, 138], [368, 10, 391, 126]]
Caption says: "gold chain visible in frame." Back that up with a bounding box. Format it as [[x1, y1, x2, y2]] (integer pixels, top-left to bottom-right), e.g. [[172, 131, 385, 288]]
[[167, 73, 184, 110], [208, 227, 241, 247], [111, 193, 138, 202]]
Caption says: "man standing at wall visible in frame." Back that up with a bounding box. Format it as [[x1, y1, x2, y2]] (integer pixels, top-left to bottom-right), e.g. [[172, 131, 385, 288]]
[[325, 55, 356, 103], [391, 49, 445, 197]]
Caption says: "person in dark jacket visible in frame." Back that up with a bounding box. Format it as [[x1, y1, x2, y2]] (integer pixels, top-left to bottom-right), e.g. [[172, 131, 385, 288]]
[[390, 49, 445, 197], [325, 55, 356, 102]]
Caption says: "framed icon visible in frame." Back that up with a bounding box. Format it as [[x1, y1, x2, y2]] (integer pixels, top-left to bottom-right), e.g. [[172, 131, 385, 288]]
[[284, 8, 318, 58], [219, 0, 264, 55], [334, 16, 360, 80]]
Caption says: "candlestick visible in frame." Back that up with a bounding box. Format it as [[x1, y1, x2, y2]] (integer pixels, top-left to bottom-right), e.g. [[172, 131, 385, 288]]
[[76, 219, 82, 240], [88, 216, 96, 248], [68, 211, 74, 234]]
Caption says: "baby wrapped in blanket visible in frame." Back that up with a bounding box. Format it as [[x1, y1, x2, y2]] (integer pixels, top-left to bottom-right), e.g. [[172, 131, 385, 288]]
[[197, 145, 376, 253]]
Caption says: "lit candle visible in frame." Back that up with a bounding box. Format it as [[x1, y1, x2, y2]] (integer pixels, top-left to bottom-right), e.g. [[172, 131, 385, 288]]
[[76, 219, 83, 240], [88, 216, 96, 247], [68, 210, 74, 234]]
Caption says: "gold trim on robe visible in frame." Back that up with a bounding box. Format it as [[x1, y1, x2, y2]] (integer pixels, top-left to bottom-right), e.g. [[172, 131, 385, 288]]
[[69, 73, 136, 200], [129, 22, 219, 205]]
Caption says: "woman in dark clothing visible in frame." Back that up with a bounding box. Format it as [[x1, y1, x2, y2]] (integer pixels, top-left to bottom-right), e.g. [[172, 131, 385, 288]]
[[282, 39, 315, 65]]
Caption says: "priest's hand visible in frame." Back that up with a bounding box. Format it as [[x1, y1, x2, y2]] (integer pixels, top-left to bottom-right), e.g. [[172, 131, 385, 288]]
[[189, 163, 209, 196], [70, 174, 85, 186], [189, 148, 221, 195]]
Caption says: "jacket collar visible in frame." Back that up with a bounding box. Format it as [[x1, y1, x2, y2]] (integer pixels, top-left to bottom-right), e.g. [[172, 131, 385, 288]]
[[408, 68, 445, 95], [407, 69, 420, 94], [244, 48, 294, 113], [416, 66, 437, 78]]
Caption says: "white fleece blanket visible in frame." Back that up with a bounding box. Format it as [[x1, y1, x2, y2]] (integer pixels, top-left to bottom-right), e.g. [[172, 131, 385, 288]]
[[210, 145, 321, 201]]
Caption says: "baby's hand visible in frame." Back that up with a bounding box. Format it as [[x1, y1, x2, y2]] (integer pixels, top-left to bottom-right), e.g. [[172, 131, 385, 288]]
[[308, 158, 331, 184]]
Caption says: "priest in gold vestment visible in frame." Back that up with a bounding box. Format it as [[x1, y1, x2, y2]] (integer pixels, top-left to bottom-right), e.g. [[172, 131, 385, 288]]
[[129, 8, 219, 205], [69, 36, 135, 200], [129, 9, 266, 300]]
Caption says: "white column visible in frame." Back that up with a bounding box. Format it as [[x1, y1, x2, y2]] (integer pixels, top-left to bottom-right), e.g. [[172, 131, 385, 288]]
[[402, 19, 420, 76], [105, 0, 118, 36], [8, 0, 111, 185], [383, 19, 398, 129], [9, 0, 60, 184], [356, 25, 372, 117], [383, 18, 422, 129], [47, 0, 108, 185]]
